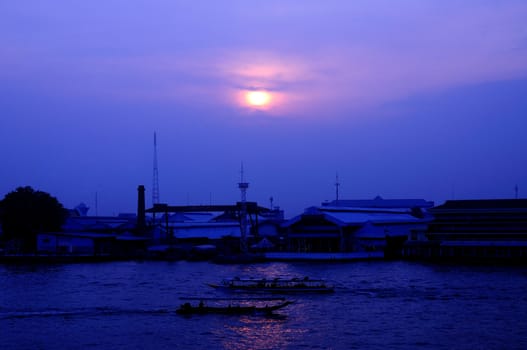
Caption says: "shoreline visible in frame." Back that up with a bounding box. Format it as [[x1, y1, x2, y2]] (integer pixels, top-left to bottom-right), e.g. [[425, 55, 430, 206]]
[[2, 253, 527, 265]]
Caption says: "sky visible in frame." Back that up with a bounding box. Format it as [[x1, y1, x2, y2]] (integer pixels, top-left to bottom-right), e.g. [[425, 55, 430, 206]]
[[1, 1, 527, 218]]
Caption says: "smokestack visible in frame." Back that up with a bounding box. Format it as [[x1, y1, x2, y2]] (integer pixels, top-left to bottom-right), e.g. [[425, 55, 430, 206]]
[[137, 185, 146, 232]]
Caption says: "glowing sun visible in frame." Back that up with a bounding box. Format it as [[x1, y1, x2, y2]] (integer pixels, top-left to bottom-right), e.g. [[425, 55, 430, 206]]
[[245, 90, 271, 107]]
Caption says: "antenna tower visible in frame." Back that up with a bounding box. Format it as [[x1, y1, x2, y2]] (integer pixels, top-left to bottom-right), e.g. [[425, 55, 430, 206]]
[[152, 132, 160, 205]]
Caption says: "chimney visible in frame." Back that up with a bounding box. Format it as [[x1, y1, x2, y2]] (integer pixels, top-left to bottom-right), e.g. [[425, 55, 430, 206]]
[[137, 185, 146, 232]]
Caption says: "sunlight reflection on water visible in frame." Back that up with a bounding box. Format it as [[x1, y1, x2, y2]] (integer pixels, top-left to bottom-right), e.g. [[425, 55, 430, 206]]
[[219, 316, 299, 350]]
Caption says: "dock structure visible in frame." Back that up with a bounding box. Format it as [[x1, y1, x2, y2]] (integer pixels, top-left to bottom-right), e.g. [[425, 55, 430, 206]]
[[145, 202, 272, 243], [146, 203, 271, 216]]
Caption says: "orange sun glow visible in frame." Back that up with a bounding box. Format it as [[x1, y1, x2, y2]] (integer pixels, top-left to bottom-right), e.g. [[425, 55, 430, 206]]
[[245, 90, 272, 107]]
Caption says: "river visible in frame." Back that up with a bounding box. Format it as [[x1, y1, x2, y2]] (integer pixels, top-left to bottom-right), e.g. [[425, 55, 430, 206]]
[[1, 260, 527, 349]]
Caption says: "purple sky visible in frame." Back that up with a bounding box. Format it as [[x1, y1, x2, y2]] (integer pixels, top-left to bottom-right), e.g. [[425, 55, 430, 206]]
[[1, 1, 527, 217]]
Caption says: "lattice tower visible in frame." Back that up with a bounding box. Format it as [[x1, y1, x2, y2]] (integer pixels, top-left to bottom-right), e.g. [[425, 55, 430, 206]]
[[152, 132, 160, 205]]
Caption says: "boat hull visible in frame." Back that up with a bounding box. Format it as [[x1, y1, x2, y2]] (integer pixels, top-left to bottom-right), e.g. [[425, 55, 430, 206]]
[[176, 301, 292, 315], [207, 283, 334, 294], [264, 251, 384, 261], [207, 276, 335, 294]]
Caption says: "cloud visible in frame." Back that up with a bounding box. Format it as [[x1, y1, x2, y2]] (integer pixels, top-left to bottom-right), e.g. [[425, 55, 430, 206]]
[[1, 1, 527, 120]]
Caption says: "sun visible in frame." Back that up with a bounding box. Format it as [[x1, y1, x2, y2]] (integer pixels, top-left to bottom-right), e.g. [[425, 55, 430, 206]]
[[245, 90, 272, 107]]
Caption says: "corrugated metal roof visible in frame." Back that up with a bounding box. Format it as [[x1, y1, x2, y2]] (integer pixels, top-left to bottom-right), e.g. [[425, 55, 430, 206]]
[[322, 197, 434, 209], [287, 233, 340, 238], [432, 199, 527, 211], [171, 222, 239, 228], [321, 206, 410, 214], [326, 211, 422, 224], [173, 226, 240, 239], [441, 240, 527, 247], [283, 205, 429, 228], [39, 232, 116, 239]]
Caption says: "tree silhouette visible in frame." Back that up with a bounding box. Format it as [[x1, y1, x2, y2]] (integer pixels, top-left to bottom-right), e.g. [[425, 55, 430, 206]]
[[0, 186, 67, 253]]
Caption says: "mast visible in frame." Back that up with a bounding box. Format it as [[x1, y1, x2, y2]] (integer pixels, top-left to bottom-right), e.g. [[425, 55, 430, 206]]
[[152, 132, 160, 205], [238, 163, 249, 253]]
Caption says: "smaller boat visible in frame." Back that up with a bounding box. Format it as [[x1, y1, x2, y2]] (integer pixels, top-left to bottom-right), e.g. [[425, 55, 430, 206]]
[[207, 276, 335, 294], [176, 298, 293, 316]]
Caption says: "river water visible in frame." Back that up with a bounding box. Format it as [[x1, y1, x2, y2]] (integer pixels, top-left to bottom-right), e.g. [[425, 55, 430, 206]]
[[1, 260, 527, 350]]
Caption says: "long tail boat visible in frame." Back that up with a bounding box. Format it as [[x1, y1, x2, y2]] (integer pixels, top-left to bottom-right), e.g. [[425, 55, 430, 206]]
[[176, 298, 293, 316], [207, 276, 335, 294]]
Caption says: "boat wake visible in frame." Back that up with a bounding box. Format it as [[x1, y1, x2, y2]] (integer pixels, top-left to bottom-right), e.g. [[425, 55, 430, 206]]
[[0, 306, 173, 320]]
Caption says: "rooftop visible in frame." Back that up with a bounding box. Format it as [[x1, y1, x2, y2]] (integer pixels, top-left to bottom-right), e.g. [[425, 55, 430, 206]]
[[322, 196, 434, 209], [432, 199, 527, 211]]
